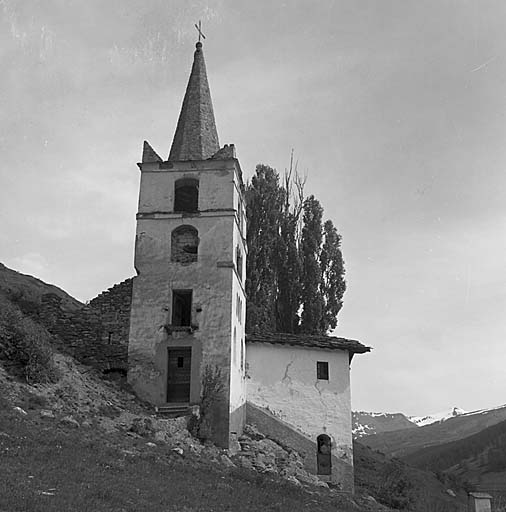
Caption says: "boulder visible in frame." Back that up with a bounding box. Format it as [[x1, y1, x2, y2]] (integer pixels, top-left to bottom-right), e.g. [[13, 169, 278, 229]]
[[59, 416, 80, 428], [154, 430, 168, 443], [244, 423, 265, 441], [285, 475, 302, 487], [129, 417, 154, 436], [236, 456, 254, 470], [220, 454, 236, 468]]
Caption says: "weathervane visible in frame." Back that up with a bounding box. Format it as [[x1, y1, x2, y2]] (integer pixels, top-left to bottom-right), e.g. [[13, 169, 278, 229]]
[[194, 20, 206, 43]]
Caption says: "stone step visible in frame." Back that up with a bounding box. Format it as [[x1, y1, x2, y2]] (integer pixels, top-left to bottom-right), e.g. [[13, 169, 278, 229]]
[[155, 404, 191, 418]]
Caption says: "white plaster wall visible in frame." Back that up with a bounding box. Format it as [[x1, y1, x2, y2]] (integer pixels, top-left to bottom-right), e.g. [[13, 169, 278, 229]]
[[134, 215, 233, 270], [228, 187, 247, 425], [137, 161, 236, 214], [129, 158, 247, 445], [246, 343, 353, 459]]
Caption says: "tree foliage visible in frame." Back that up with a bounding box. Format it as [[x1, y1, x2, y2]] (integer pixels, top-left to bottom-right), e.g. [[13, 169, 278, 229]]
[[244, 165, 284, 333], [245, 161, 346, 335], [300, 195, 325, 333]]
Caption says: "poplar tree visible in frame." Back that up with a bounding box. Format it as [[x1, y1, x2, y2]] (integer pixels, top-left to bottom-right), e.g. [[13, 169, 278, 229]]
[[299, 195, 325, 334], [245, 165, 284, 333], [245, 164, 346, 335], [320, 220, 346, 332]]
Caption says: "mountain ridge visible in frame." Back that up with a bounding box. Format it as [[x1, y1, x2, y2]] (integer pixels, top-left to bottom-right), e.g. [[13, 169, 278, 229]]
[[353, 405, 506, 440], [362, 404, 506, 458]]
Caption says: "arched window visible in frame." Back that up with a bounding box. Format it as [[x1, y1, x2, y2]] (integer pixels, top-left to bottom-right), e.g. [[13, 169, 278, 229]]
[[171, 225, 199, 263], [316, 434, 332, 475], [174, 178, 199, 212]]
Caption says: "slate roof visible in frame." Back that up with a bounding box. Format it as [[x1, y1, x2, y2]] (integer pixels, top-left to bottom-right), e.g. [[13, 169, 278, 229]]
[[168, 42, 220, 161], [246, 332, 370, 354]]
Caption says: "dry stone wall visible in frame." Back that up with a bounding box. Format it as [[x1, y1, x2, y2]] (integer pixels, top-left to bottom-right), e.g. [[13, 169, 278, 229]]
[[40, 279, 133, 371]]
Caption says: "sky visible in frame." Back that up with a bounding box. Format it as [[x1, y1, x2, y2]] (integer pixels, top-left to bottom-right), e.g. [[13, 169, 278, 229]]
[[1, 0, 505, 416]]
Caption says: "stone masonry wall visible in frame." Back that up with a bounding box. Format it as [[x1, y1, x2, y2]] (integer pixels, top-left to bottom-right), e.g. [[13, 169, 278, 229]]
[[40, 279, 133, 371]]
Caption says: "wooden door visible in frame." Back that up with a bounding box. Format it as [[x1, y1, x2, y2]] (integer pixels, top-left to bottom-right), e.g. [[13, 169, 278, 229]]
[[167, 348, 191, 403]]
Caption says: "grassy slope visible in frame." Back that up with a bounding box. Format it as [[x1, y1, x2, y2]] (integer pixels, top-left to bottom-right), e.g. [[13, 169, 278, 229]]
[[0, 392, 363, 512], [404, 419, 506, 472], [353, 442, 467, 512], [0, 262, 83, 313], [403, 419, 506, 498]]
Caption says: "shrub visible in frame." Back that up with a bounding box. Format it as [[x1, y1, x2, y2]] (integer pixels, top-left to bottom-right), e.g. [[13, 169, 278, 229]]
[[188, 364, 225, 441], [0, 294, 59, 384], [373, 461, 415, 510], [7, 289, 41, 318]]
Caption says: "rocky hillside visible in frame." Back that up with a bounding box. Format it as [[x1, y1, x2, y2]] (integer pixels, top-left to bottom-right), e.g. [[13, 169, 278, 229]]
[[2, 350, 385, 511], [0, 262, 82, 314]]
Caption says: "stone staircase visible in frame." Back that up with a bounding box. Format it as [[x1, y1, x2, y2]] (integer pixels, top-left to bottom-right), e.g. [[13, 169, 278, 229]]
[[155, 404, 191, 418]]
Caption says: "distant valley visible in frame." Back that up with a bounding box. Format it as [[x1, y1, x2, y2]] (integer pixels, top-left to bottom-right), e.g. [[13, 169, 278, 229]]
[[353, 405, 506, 445], [354, 404, 506, 497]]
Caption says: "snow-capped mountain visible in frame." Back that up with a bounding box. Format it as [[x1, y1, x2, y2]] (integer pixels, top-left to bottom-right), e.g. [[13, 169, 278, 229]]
[[352, 411, 417, 438], [353, 404, 506, 439], [409, 407, 467, 427], [360, 403, 506, 459]]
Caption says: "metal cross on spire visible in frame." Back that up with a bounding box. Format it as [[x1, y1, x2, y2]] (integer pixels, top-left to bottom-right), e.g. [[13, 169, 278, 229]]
[[194, 20, 206, 43]]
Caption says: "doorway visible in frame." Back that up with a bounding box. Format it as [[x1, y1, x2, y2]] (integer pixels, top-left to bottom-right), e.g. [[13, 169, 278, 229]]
[[167, 347, 192, 403]]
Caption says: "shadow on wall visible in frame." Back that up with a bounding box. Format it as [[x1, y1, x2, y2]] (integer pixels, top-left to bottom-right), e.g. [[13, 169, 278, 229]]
[[246, 402, 354, 493]]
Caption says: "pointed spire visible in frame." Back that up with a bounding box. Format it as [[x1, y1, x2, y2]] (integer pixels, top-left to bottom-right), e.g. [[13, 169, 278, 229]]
[[168, 42, 220, 161], [142, 141, 162, 163]]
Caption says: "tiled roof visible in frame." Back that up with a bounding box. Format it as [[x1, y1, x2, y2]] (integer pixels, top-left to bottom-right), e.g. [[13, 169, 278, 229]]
[[168, 42, 219, 161], [246, 332, 370, 354]]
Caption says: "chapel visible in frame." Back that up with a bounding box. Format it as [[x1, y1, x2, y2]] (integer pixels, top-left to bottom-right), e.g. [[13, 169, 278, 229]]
[[126, 36, 370, 492]]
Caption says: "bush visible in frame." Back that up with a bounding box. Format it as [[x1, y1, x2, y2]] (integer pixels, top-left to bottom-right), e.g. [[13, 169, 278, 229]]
[[373, 461, 415, 510], [0, 294, 59, 384], [7, 289, 41, 318], [188, 364, 225, 441]]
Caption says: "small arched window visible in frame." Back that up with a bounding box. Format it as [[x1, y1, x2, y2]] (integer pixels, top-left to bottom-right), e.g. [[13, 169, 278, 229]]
[[171, 225, 199, 263], [317, 434, 332, 475], [174, 178, 199, 212]]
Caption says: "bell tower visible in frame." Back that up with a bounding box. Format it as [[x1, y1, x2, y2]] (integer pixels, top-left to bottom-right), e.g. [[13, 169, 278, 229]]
[[128, 39, 247, 448]]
